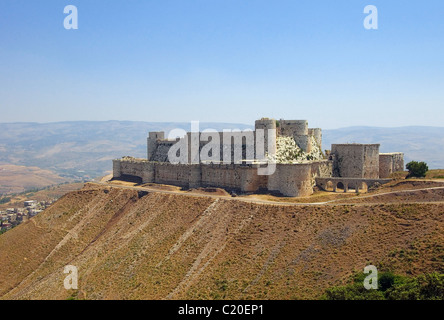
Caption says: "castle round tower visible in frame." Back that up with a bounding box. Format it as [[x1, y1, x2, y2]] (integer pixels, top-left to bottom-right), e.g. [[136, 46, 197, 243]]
[[279, 120, 311, 152], [255, 118, 276, 131], [279, 120, 308, 136], [308, 128, 322, 149]]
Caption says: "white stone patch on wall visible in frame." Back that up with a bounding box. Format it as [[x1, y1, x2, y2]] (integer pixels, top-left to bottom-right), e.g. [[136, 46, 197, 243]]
[[267, 136, 324, 164]]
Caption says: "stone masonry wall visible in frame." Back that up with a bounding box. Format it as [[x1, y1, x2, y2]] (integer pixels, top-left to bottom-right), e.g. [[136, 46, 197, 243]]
[[146, 119, 321, 163], [392, 153, 405, 173], [279, 120, 308, 136], [379, 154, 392, 179], [113, 158, 333, 197], [363, 144, 380, 179], [154, 163, 193, 187], [113, 159, 154, 183], [267, 160, 332, 197], [267, 164, 312, 197], [147, 132, 165, 161], [201, 164, 267, 192], [308, 128, 322, 150], [332, 144, 380, 178], [379, 153, 405, 178]]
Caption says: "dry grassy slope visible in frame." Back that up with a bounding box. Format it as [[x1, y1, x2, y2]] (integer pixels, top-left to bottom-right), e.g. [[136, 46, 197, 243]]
[[0, 182, 84, 210], [0, 183, 443, 300], [0, 164, 70, 194]]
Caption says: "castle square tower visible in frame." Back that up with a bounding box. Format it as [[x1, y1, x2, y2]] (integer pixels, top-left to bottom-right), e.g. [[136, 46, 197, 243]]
[[331, 144, 380, 179]]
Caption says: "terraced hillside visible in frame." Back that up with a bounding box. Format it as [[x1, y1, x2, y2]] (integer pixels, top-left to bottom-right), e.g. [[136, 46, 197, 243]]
[[0, 183, 443, 300]]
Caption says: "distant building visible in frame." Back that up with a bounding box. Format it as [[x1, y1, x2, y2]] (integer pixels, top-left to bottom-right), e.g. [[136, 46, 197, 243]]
[[1, 222, 12, 231], [24, 200, 37, 207]]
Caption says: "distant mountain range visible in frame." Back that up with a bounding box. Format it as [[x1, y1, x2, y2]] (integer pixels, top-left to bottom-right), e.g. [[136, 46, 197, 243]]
[[322, 126, 444, 169], [0, 121, 252, 181], [0, 122, 443, 183]]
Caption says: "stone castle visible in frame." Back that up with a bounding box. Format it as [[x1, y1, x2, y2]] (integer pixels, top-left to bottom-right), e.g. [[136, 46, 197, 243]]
[[113, 118, 404, 197]]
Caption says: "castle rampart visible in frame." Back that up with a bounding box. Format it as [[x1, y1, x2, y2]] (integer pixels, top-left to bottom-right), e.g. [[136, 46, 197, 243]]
[[113, 158, 333, 197], [113, 118, 403, 197]]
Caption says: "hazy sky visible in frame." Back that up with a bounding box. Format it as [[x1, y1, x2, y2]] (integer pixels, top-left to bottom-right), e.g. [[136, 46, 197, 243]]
[[0, 0, 443, 129]]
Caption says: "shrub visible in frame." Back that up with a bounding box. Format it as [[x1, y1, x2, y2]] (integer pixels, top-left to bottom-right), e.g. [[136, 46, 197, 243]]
[[324, 271, 444, 300], [0, 197, 11, 204], [406, 161, 428, 178]]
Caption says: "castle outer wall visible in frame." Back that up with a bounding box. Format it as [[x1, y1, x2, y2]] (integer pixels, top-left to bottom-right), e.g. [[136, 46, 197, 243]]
[[113, 158, 333, 197]]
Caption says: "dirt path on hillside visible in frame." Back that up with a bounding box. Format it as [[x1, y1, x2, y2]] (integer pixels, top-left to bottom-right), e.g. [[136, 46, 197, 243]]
[[94, 181, 444, 206], [157, 199, 220, 269], [166, 200, 257, 299]]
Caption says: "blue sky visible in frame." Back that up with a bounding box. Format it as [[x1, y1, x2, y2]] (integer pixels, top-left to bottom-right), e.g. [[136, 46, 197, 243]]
[[0, 0, 443, 129]]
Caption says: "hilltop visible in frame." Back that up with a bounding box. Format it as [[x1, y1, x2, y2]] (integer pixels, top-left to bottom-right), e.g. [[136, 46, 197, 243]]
[[1, 181, 443, 300], [1, 121, 443, 194]]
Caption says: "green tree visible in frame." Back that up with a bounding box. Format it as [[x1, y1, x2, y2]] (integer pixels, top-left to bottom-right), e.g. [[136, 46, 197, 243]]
[[406, 161, 428, 178]]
